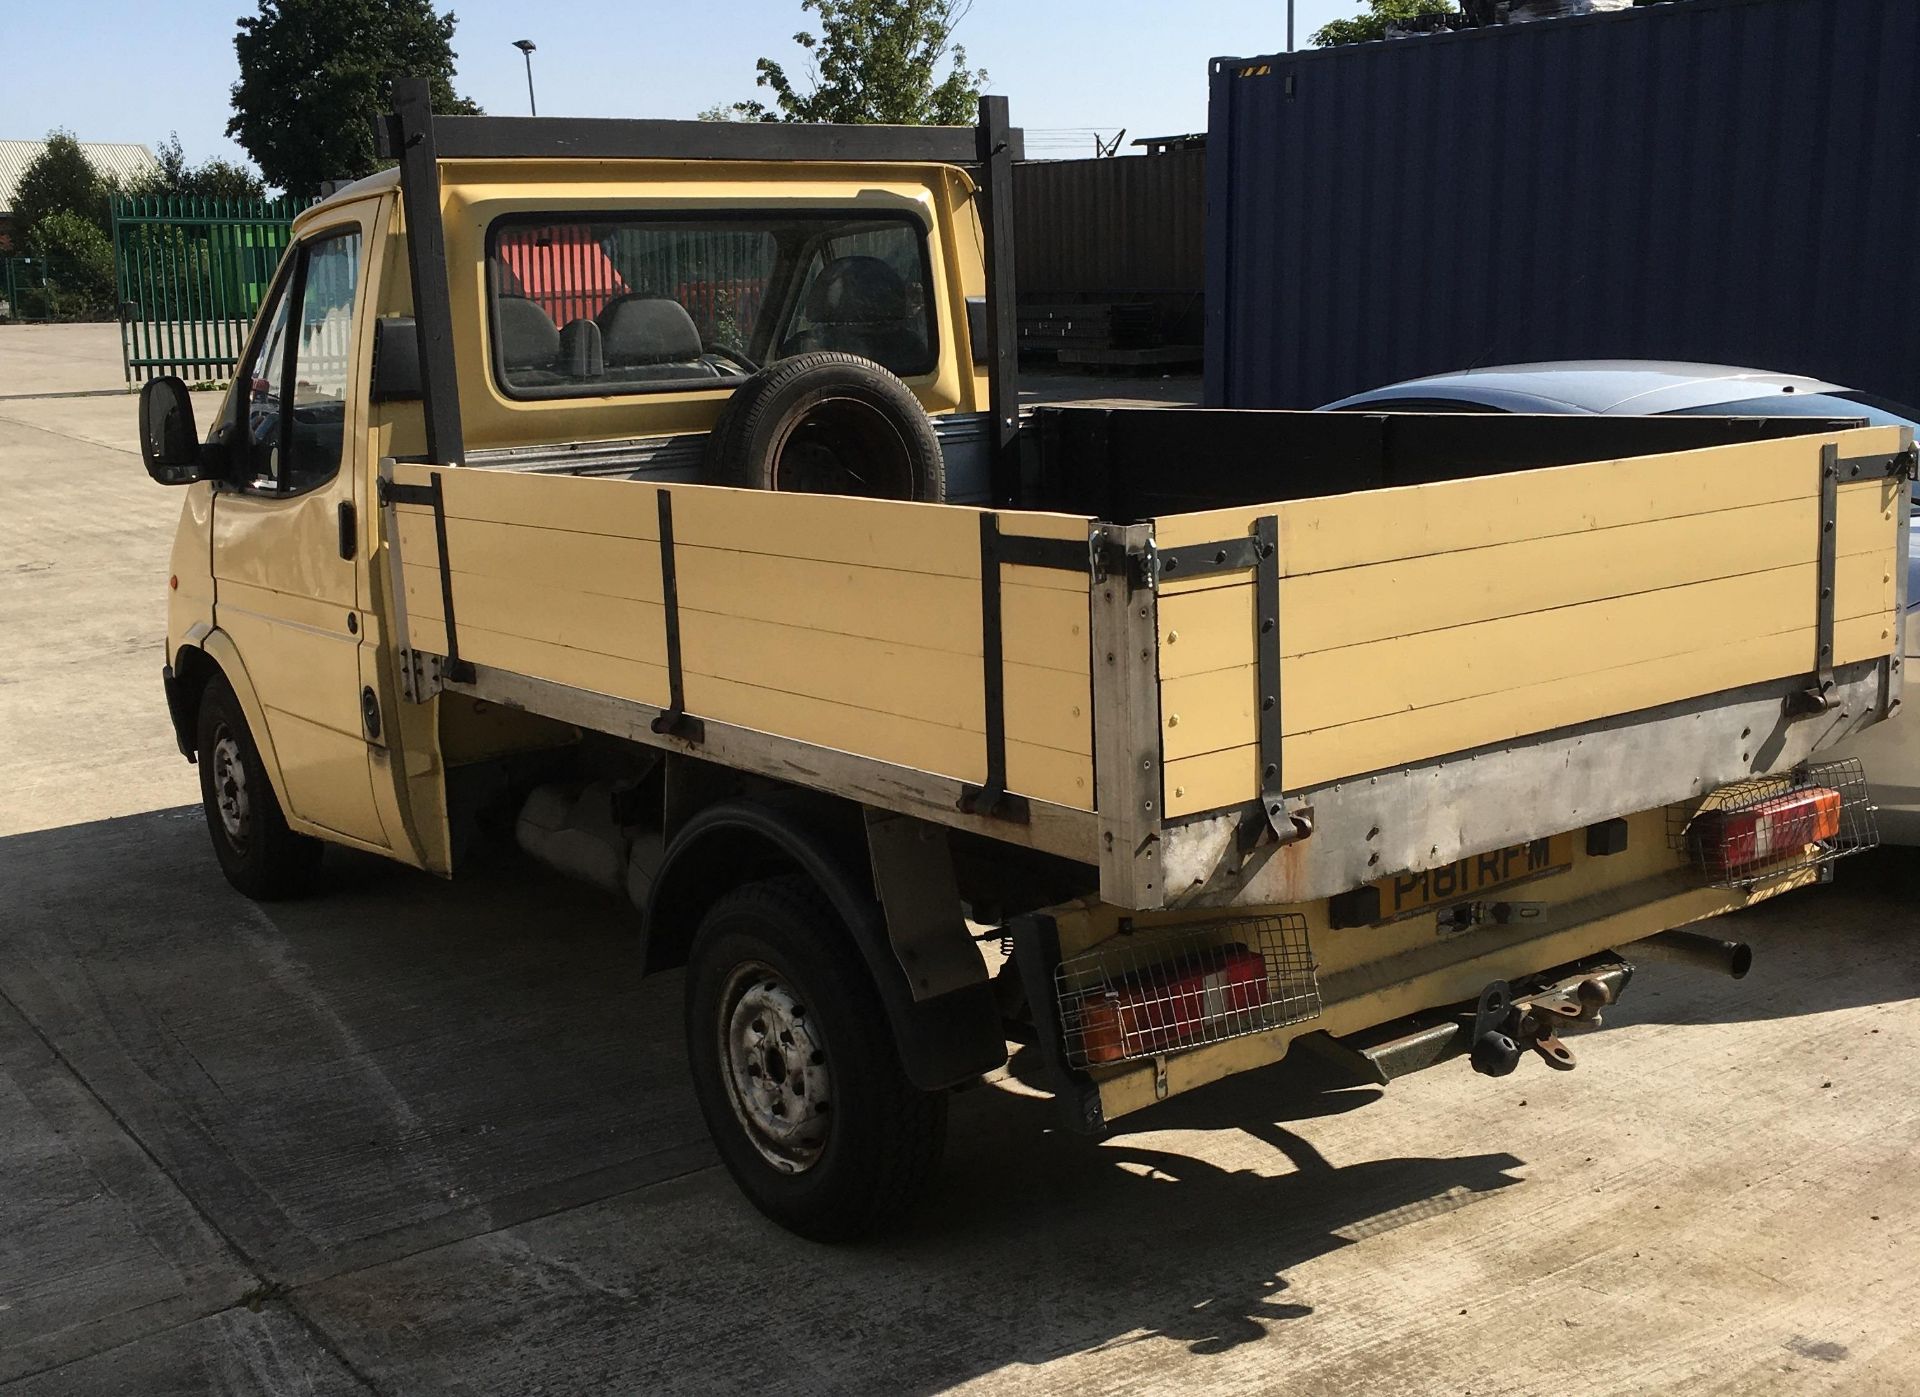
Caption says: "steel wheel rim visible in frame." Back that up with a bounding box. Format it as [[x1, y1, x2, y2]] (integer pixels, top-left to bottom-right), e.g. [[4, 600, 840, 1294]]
[[717, 961, 832, 1174], [210, 729, 250, 849], [769, 395, 914, 499]]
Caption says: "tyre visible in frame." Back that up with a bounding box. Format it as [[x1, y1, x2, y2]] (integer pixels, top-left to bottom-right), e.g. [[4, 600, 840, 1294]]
[[702, 351, 946, 502], [684, 876, 948, 1241], [194, 675, 322, 900]]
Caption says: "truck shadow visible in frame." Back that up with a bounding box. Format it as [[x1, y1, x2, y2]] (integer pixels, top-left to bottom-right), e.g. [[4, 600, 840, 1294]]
[[906, 1076, 1525, 1363]]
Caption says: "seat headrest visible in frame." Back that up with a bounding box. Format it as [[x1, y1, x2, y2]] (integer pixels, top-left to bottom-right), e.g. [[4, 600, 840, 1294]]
[[558, 318, 603, 379], [805, 256, 910, 324], [599, 296, 703, 366], [497, 296, 560, 370]]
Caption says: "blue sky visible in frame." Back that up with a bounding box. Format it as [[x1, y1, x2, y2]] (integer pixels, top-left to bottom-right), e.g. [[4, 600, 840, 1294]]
[[7, 0, 1359, 178]]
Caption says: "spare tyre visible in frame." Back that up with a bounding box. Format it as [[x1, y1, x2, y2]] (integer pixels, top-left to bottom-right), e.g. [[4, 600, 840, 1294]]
[[702, 351, 945, 502]]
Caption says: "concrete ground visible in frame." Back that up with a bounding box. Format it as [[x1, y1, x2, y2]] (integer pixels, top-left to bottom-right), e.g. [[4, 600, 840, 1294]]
[[3, 324, 1918, 1395]]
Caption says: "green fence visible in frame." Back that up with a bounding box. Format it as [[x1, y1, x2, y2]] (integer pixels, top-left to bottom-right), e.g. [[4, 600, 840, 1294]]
[[1, 255, 117, 324], [112, 194, 312, 384]]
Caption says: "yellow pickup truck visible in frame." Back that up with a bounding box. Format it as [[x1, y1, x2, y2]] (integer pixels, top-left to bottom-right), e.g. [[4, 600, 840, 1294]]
[[138, 80, 1910, 1240]]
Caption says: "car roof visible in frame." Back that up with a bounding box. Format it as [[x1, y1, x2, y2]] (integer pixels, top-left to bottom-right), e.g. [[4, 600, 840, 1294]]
[[1323, 360, 1847, 415]]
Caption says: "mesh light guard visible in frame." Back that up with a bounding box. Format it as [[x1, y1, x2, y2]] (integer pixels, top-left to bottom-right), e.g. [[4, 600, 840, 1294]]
[[1055, 915, 1322, 1070], [1669, 758, 1877, 890]]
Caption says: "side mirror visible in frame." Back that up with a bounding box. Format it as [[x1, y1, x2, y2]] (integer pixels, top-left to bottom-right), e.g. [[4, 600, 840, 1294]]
[[370, 316, 423, 402], [138, 376, 206, 485]]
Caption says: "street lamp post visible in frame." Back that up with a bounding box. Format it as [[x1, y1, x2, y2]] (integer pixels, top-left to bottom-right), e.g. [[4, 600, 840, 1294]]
[[513, 39, 538, 116]]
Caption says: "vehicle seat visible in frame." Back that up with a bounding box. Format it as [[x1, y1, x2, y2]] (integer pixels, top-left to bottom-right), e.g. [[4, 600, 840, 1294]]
[[498, 295, 563, 384], [780, 256, 928, 375], [598, 296, 720, 383], [558, 317, 604, 380]]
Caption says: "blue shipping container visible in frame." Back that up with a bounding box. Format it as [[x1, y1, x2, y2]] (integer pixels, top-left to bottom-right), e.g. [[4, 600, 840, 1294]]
[[1205, 0, 1920, 409]]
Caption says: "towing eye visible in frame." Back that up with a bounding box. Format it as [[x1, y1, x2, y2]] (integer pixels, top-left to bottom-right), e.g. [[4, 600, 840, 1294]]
[[1467, 976, 1615, 1077]]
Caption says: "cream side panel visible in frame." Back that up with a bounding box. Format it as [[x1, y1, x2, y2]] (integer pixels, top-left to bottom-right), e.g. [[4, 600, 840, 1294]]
[[1162, 610, 1895, 816], [1152, 425, 1904, 577], [393, 514, 1091, 671], [406, 614, 1094, 810]]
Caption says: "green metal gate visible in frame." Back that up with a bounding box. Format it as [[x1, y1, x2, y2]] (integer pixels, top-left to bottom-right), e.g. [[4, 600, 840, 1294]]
[[111, 194, 312, 384]]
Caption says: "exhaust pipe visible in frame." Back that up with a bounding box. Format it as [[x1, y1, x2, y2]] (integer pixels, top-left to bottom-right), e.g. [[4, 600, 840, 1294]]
[[1629, 930, 1753, 980]]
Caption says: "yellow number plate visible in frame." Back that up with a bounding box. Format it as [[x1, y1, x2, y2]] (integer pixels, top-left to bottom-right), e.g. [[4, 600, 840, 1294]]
[[1376, 833, 1576, 922]]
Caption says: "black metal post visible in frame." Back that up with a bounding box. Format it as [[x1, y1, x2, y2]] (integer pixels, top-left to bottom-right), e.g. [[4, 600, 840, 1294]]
[[514, 40, 538, 116], [975, 95, 1021, 507], [388, 76, 465, 467]]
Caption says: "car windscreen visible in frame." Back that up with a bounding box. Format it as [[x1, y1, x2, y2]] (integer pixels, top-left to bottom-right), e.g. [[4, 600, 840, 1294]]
[[1671, 392, 1920, 507], [1666, 391, 1920, 432]]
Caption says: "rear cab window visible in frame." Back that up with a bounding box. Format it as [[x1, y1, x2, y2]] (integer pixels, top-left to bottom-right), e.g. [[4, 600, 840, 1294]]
[[486, 212, 935, 400]]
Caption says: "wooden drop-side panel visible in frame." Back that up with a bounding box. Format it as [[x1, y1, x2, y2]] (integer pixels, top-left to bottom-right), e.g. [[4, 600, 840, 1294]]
[[1154, 427, 1906, 818], [389, 465, 1097, 811]]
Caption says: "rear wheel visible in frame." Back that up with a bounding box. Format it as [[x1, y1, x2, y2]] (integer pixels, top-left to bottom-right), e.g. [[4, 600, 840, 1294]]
[[194, 675, 321, 900], [685, 877, 947, 1240]]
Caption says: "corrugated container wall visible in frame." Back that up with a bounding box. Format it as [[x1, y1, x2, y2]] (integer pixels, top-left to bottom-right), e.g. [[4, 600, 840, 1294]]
[[1205, 0, 1920, 409], [1016, 152, 1205, 295], [1015, 151, 1205, 342]]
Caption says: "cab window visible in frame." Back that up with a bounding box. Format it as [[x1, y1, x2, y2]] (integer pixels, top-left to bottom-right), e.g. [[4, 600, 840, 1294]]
[[486, 212, 934, 400], [237, 229, 363, 493]]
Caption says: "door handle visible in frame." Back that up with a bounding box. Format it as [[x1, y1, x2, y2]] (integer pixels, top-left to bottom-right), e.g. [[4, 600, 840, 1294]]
[[338, 501, 357, 560]]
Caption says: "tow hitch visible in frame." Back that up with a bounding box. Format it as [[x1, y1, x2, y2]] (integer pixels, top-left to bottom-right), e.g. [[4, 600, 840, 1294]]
[[1293, 960, 1635, 1087], [1467, 971, 1616, 1077]]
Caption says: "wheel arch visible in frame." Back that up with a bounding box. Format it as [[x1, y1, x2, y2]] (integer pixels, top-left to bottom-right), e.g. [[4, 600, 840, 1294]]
[[175, 631, 297, 816], [644, 795, 1004, 1091]]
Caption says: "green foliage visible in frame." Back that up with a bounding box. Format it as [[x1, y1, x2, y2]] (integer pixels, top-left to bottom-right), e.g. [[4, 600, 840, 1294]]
[[126, 134, 267, 201], [1312, 0, 1460, 46], [18, 210, 118, 319], [13, 131, 112, 243], [723, 0, 987, 125], [227, 0, 480, 196]]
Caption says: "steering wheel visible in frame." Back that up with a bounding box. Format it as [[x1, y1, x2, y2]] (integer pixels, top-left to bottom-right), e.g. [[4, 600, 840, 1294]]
[[704, 345, 759, 375]]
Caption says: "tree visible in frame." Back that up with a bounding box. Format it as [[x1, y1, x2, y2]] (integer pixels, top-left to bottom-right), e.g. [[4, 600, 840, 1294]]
[[126, 135, 267, 202], [1312, 0, 1461, 46], [12, 131, 112, 243], [21, 210, 117, 318], [722, 0, 987, 125], [227, 0, 480, 196]]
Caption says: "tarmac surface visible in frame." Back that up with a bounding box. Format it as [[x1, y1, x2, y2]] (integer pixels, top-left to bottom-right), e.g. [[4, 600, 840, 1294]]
[[2, 324, 1918, 1395]]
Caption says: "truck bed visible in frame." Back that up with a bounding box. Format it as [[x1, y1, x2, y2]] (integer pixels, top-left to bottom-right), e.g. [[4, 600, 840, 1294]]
[[380, 414, 1910, 911]]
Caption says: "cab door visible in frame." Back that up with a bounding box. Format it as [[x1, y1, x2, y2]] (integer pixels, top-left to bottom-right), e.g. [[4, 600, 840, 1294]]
[[211, 210, 389, 847]]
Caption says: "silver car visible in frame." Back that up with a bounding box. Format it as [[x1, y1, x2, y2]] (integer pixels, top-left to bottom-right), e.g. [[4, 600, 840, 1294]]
[[1325, 361, 1920, 843]]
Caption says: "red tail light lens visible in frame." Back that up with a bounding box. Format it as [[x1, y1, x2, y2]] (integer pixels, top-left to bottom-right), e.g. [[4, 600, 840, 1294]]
[[1072, 945, 1273, 1065], [1690, 786, 1842, 879]]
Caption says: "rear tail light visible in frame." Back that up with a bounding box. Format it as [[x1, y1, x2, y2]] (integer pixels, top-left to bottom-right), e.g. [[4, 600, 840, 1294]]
[[1055, 915, 1322, 1069], [1072, 945, 1273, 1065], [1674, 759, 1873, 888], [1689, 787, 1842, 879]]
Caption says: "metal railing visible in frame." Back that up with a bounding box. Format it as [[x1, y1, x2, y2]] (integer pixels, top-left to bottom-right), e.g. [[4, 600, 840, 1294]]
[[111, 194, 312, 383], [1, 255, 116, 324]]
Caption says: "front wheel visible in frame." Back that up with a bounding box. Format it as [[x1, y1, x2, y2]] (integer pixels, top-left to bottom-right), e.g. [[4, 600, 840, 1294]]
[[194, 675, 322, 900], [685, 877, 947, 1241]]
